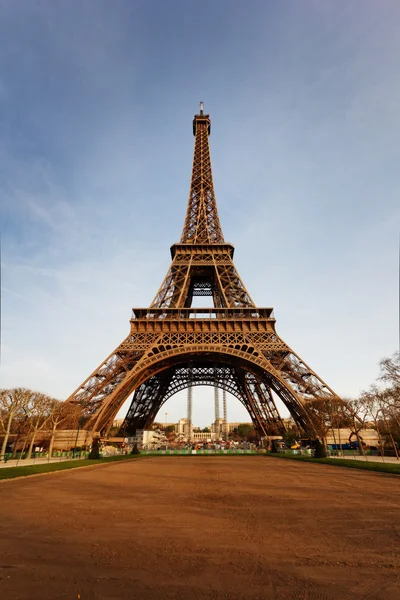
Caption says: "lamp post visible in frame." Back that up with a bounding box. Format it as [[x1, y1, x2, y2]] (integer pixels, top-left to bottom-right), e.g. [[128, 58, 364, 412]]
[[72, 423, 80, 459], [72, 416, 85, 459]]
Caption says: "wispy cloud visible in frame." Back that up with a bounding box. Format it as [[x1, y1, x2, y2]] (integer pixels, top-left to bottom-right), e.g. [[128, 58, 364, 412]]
[[1, 286, 29, 302]]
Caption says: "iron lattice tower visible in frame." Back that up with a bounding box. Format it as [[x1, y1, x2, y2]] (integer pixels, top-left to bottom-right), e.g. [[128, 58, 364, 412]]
[[65, 104, 340, 438]]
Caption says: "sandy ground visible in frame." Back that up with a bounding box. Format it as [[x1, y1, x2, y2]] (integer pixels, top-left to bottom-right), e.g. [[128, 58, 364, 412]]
[[0, 456, 399, 600], [1, 453, 399, 469]]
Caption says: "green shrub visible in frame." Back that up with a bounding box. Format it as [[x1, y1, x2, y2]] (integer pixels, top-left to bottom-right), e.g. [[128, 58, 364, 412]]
[[131, 443, 140, 455], [89, 438, 101, 460], [314, 439, 327, 458]]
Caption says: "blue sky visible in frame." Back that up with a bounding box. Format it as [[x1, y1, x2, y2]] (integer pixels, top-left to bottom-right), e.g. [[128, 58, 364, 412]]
[[1, 1, 399, 427]]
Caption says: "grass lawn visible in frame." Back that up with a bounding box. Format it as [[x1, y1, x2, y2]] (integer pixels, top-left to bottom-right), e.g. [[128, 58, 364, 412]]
[[265, 452, 400, 475], [0, 454, 145, 481]]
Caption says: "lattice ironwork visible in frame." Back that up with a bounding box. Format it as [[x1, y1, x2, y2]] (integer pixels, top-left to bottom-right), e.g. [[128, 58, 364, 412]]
[[65, 105, 341, 438], [180, 108, 224, 244], [120, 363, 286, 437]]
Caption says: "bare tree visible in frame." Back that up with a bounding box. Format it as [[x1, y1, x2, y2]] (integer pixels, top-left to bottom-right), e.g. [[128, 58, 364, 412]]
[[379, 351, 400, 386], [0, 388, 30, 460], [376, 351, 400, 458], [378, 353, 400, 426], [343, 396, 369, 457], [362, 387, 385, 459], [0, 397, 6, 438], [46, 401, 81, 458], [329, 398, 351, 455], [377, 389, 400, 460], [306, 398, 333, 449], [25, 393, 53, 460]]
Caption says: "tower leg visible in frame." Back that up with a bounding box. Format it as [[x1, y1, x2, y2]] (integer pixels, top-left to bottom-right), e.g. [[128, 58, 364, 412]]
[[214, 382, 220, 439], [120, 372, 173, 435], [223, 387, 228, 441], [187, 384, 193, 443]]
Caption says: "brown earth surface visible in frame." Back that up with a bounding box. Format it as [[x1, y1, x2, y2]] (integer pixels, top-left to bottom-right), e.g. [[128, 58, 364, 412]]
[[0, 456, 399, 600]]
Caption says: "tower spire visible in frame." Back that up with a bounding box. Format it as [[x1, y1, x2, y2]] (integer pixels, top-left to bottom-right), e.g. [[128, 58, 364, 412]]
[[180, 105, 224, 244]]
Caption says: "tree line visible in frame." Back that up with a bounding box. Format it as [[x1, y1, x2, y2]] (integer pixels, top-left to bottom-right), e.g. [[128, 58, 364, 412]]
[[0, 389, 80, 460], [287, 351, 400, 455]]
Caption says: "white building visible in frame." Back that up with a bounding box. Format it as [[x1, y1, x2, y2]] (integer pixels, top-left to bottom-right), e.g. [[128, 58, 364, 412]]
[[128, 429, 169, 450], [211, 417, 225, 439]]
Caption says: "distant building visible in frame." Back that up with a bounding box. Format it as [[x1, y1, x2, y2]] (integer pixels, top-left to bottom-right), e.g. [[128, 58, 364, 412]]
[[193, 432, 214, 442], [129, 429, 168, 450], [226, 422, 252, 433], [52, 429, 91, 451], [211, 417, 224, 437], [176, 418, 190, 436], [119, 416, 275, 443], [326, 428, 379, 447], [115, 415, 382, 448], [281, 417, 296, 429]]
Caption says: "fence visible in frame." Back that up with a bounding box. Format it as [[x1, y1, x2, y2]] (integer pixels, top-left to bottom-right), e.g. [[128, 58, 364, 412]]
[[1, 450, 90, 464], [141, 449, 258, 455]]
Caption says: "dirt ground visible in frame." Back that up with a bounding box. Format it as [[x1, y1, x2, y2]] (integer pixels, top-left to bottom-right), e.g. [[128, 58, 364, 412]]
[[0, 457, 399, 600]]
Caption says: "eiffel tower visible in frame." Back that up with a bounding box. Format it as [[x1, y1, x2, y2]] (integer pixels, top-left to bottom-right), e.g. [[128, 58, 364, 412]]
[[66, 104, 340, 438]]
